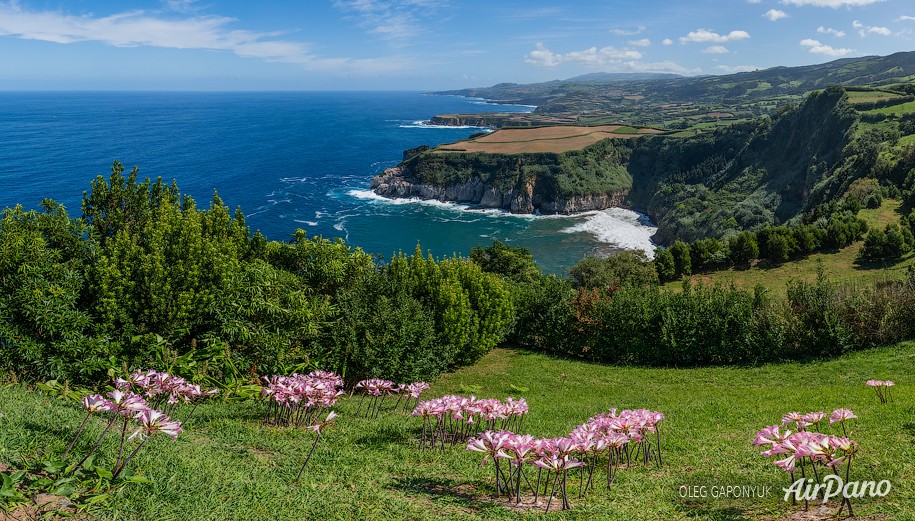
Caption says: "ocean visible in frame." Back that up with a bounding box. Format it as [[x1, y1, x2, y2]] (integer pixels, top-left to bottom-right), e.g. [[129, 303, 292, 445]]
[[0, 91, 655, 273]]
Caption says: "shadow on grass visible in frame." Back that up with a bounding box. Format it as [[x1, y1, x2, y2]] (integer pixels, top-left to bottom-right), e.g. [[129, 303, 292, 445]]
[[902, 422, 915, 440], [852, 254, 913, 271], [352, 424, 410, 448], [389, 475, 497, 514], [22, 420, 70, 440]]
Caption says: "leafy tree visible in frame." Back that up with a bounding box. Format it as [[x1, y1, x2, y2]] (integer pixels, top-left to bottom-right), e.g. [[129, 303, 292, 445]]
[[670, 241, 692, 277], [824, 211, 867, 249], [569, 252, 658, 290], [690, 238, 727, 272], [0, 203, 109, 381], [729, 231, 759, 267], [469, 240, 541, 283], [81, 161, 178, 247], [767, 233, 790, 264], [860, 224, 912, 262], [654, 248, 677, 282]]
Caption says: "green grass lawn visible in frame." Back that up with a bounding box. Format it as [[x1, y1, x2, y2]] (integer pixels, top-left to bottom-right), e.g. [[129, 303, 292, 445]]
[[863, 100, 915, 116], [2, 343, 914, 520], [664, 199, 915, 294]]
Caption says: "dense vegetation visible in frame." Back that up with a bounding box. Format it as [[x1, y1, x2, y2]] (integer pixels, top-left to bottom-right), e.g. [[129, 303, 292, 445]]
[[5, 162, 915, 386], [630, 87, 861, 242], [0, 163, 513, 385]]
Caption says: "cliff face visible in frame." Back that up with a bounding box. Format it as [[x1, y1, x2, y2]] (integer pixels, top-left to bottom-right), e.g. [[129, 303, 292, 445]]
[[371, 165, 629, 215], [428, 114, 519, 127]]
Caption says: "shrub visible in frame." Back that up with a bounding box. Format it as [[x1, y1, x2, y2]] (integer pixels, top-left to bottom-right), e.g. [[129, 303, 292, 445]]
[[569, 251, 658, 290]]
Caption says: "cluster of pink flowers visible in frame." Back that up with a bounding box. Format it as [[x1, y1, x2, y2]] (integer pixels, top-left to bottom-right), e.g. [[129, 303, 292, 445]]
[[464, 407, 665, 512], [576, 408, 666, 467], [413, 395, 528, 449], [261, 371, 345, 427], [115, 369, 219, 422], [754, 408, 858, 516], [354, 379, 430, 418], [66, 384, 183, 481], [402, 382, 430, 399], [866, 379, 895, 404], [468, 431, 583, 511]]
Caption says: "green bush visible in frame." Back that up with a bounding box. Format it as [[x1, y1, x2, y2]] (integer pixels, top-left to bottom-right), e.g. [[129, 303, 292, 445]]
[[569, 251, 658, 289]]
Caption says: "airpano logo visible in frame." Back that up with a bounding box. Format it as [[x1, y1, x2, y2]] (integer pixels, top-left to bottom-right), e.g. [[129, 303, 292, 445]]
[[782, 476, 892, 503]]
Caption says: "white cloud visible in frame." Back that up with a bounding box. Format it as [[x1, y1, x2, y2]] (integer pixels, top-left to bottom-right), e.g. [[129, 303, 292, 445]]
[[680, 28, 750, 44], [628, 38, 651, 47], [703, 45, 729, 54], [662, 38, 673, 45], [716, 64, 759, 73], [853, 19, 892, 37], [163, 0, 202, 13], [817, 26, 846, 37], [781, 0, 884, 7], [747, 0, 762, 4], [610, 60, 701, 75], [764, 9, 788, 21], [0, 2, 410, 73], [523, 43, 699, 75], [333, 0, 447, 41], [525, 42, 642, 68], [610, 25, 645, 36], [897, 15, 915, 22], [800, 38, 854, 56]]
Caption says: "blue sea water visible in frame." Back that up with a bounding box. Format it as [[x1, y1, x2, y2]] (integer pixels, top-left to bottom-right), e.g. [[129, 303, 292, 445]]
[[0, 91, 655, 273]]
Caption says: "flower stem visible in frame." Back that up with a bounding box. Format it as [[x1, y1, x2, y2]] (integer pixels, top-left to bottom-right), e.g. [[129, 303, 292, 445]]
[[72, 415, 117, 472], [63, 412, 91, 459], [112, 436, 149, 480], [295, 433, 322, 483]]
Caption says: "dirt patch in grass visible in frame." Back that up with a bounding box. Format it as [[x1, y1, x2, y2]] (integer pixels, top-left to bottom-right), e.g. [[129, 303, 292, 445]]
[[438, 125, 658, 154], [0, 494, 79, 521]]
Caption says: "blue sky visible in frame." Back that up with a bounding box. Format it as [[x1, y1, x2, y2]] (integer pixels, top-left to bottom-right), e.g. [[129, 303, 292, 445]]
[[0, 0, 913, 90]]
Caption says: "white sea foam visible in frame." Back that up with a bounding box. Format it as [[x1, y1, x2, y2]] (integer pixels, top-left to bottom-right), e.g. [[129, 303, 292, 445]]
[[293, 219, 318, 226], [560, 208, 657, 258], [398, 120, 494, 130], [468, 101, 536, 112], [347, 189, 465, 209], [348, 189, 623, 222]]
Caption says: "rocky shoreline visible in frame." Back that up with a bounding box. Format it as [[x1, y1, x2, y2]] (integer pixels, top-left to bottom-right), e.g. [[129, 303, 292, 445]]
[[370, 165, 629, 215]]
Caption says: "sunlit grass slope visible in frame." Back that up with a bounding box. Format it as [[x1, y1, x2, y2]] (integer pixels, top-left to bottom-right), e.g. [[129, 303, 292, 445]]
[[2, 343, 913, 520]]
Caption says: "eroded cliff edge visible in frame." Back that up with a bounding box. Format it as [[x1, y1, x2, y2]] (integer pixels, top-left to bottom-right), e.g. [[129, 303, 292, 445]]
[[370, 141, 632, 215]]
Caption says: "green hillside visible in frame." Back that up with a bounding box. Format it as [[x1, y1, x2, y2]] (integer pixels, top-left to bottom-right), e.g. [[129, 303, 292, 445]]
[[433, 52, 915, 126], [393, 85, 913, 244]]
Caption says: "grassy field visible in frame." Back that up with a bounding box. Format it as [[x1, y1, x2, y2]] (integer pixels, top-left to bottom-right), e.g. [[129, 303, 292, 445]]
[[847, 90, 908, 104], [664, 199, 914, 294], [1, 344, 914, 520], [864, 100, 915, 116], [437, 125, 661, 154]]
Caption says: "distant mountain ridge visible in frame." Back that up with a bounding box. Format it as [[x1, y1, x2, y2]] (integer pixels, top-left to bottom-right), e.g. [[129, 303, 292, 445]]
[[564, 72, 683, 83], [432, 52, 915, 112]]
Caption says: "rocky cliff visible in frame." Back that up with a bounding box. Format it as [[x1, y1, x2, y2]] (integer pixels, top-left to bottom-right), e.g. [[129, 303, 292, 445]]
[[371, 165, 629, 215]]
